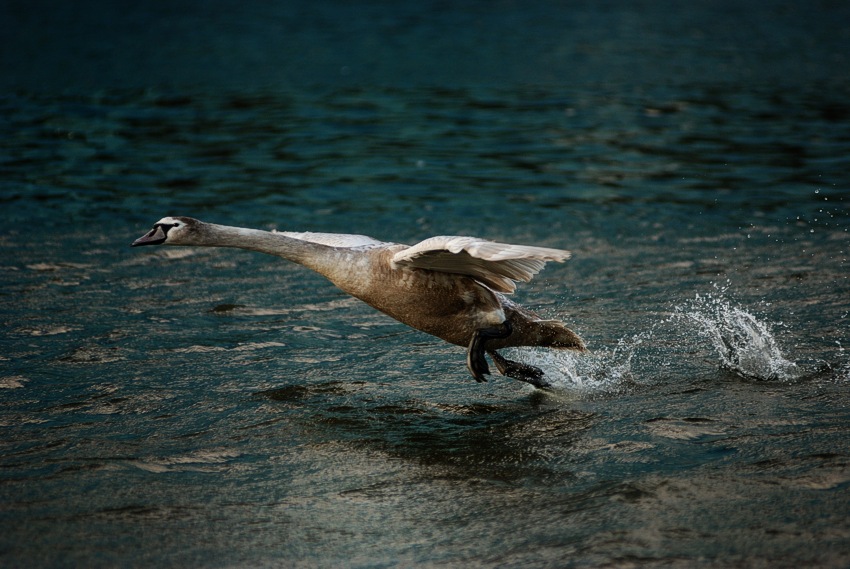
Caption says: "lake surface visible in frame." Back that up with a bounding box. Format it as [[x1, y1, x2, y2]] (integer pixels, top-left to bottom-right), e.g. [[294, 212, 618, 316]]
[[1, 1, 849, 567]]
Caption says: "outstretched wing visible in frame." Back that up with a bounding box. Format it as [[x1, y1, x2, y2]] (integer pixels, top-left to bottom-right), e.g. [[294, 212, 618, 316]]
[[391, 236, 571, 293]]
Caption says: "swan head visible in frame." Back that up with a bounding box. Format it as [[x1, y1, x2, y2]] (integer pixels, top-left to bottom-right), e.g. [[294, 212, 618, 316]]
[[131, 216, 200, 247]]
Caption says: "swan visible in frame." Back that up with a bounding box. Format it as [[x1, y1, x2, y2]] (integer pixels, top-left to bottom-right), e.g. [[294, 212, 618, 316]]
[[132, 217, 586, 388]]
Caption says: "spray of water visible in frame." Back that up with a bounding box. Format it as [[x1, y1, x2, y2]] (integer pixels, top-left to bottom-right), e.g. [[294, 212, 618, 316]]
[[516, 286, 801, 394], [508, 329, 652, 396], [675, 291, 798, 381], [513, 344, 634, 396]]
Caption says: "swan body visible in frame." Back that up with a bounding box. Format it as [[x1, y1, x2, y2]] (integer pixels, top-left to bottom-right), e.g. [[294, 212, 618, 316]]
[[132, 217, 586, 388]]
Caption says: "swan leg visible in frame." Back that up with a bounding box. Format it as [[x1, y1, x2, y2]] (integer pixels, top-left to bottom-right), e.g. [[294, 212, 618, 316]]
[[488, 350, 552, 389], [466, 321, 513, 382]]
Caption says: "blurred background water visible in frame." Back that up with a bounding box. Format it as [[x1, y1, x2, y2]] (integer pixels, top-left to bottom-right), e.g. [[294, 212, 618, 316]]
[[1, 1, 849, 567]]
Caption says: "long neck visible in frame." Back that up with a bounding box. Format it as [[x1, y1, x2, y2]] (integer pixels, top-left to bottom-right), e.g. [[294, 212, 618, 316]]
[[192, 222, 338, 271]]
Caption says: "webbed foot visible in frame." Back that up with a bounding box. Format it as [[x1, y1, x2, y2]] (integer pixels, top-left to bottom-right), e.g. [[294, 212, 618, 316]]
[[489, 350, 552, 389]]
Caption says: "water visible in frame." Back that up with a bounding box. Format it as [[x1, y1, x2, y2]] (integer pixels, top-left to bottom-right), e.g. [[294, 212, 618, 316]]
[[2, 1, 850, 567]]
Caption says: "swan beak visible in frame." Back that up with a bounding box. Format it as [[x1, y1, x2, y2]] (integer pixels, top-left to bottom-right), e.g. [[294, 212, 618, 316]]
[[131, 225, 168, 247]]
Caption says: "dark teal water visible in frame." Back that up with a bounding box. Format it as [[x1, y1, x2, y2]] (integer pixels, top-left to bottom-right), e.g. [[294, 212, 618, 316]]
[[2, 2, 849, 567]]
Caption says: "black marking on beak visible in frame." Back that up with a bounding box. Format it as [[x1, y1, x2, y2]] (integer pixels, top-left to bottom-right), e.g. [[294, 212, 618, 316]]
[[131, 224, 172, 247]]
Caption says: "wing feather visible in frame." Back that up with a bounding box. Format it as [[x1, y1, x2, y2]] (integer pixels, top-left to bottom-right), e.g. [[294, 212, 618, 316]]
[[391, 236, 571, 293]]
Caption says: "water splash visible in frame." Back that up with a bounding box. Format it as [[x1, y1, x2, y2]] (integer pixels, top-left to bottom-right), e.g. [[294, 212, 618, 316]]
[[534, 349, 632, 394], [674, 290, 798, 381], [508, 331, 647, 395], [515, 287, 802, 394]]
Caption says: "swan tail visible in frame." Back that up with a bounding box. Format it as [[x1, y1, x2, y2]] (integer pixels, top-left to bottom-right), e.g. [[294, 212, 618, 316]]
[[532, 319, 587, 351]]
